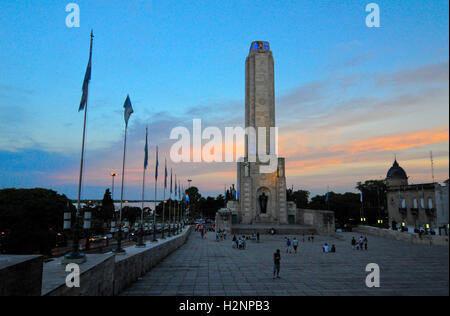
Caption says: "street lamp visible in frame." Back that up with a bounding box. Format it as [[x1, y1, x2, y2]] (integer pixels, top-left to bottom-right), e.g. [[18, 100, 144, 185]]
[[111, 173, 118, 202]]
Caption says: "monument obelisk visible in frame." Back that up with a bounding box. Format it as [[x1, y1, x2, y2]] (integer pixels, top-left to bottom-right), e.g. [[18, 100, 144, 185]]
[[237, 41, 288, 225]]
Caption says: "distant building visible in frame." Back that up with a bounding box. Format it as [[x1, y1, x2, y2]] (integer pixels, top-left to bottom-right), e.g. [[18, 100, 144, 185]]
[[385, 159, 449, 235]]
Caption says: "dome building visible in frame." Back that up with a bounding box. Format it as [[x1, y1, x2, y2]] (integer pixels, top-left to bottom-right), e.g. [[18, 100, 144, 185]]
[[386, 160, 408, 187], [385, 159, 449, 235]]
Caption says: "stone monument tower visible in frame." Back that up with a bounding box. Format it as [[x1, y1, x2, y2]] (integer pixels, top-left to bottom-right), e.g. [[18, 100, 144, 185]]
[[237, 41, 288, 225]]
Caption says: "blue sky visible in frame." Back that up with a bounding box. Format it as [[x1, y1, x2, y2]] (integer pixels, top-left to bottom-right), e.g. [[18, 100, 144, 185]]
[[0, 0, 448, 200]]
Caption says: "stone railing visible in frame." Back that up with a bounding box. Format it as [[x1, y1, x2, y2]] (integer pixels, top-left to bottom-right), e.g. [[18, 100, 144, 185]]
[[0, 226, 192, 296], [0, 255, 43, 296], [353, 225, 449, 247]]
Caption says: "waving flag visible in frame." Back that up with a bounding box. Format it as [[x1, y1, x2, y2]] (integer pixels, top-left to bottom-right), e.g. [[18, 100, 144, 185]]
[[170, 169, 173, 195], [164, 159, 168, 189], [175, 175, 177, 196], [79, 30, 93, 112], [185, 188, 190, 202], [155, 146, 159, 181], [123, 95, 134, 126], [144, 127, 149, 170]]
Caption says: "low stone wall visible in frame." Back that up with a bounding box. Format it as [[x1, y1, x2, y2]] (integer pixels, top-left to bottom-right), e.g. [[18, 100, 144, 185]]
[[41, 226, 192, 296], [42, 254, 115, 296], [113, 226, 192, 295], [297, 209, 335, 235], [353, 225, 449, 247], [0, 255, 43, 296], [231, 225, 316, 235]]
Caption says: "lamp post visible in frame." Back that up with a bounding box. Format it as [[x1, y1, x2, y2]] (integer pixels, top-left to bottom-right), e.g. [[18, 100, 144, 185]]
[[187, 179, 192, 231], [111, 173, 118, 202]]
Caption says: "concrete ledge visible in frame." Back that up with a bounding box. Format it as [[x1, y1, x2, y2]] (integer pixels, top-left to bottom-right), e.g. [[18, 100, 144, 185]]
[[41, 226, 192, 296], [353, 225, 449, 247], [113, 226, 192, 295], [0, 255, 43, 296], [42, 254, 115, 296], [231, 224, 316, 235]]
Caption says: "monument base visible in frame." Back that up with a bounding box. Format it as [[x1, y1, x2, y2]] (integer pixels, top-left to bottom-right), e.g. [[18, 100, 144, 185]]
[[231, 224, 316, 235]]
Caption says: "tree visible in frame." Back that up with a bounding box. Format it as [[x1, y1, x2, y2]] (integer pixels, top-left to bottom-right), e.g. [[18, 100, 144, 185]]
[[0, 188, 72, 255], [308, 191, 361, 226], [101, 189, 115, 222], [356, 180, 388, 224], [287, 189, 310, 209], [122, 206, 141, 226]]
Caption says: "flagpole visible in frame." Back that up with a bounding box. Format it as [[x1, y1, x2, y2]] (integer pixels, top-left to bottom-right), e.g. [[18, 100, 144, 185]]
[[152, 146, 159, 242], [161, 159, 167, 239], [65, 77, 88, 264], [153, 177, 158, 242], [168, 169, 172, 237], [136, 128, 148, 248], [113, 124, 128, 254], [64, 31, 94, 264]]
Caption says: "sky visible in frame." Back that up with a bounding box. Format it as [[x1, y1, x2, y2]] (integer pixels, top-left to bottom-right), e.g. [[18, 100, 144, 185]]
[[0, 0, 448, 200]]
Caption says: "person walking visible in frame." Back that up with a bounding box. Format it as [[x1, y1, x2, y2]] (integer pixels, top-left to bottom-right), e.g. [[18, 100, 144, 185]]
[[286, 238, 292, 253], [273, 249, 281, 279], [364, 236, 368, 250], [293, 238, 299, 253], [351, 237, 356, 250]]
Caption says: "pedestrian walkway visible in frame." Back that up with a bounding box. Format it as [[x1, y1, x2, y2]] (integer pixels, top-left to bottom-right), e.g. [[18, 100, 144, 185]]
[[121, 230, 449, 296]]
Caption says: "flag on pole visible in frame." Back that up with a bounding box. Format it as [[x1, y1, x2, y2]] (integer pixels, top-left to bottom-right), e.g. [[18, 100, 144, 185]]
[[155, 146, 159, 181], [170, 169, 173, 195], [164, 159, 168, 189], [78, 31, 94, 112], [79, 30, 94, 112], [123, 95, 134, 126], [144, 127, 149, 170], [175, 174, 177, 196]]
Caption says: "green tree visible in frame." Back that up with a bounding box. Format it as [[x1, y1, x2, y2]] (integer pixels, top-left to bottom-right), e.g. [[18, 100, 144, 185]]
[[101, 189, 115, 222], [356, 180, 388, 224], [287, 189, 310, 209], [0, 188, 72, 255]]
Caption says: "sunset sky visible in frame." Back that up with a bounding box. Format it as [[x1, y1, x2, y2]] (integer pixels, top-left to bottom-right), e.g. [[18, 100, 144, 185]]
[[0, 0, 448, 200]]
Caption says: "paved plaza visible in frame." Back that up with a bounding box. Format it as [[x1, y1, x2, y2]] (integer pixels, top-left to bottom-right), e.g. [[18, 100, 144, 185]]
[[122, 230, 449, 296]]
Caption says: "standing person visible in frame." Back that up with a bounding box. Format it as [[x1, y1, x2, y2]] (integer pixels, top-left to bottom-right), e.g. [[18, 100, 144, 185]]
[[286, 238, 292, 253], [364, 236, 368, 250], [293, 238, 299, 254], [273, 249, 281, 279], [224, 230, 227, 240], [257, 232, 260, 243], [359, 236, 364, 251], [351, 237, 356, 250], [311, 233, 314, 243], [232, 235, 238, 248]]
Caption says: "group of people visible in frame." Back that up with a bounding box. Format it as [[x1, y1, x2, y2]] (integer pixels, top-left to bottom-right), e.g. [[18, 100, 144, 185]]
[[284, 237, 300, 254], [351, 236, 368, 250], [232, 235, 248, 249], [322, 243, 336, 253], [215, 229, 227, 241]]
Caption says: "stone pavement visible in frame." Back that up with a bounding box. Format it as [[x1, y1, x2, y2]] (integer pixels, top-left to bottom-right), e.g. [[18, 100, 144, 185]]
[[121, 229, 449, 296]]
